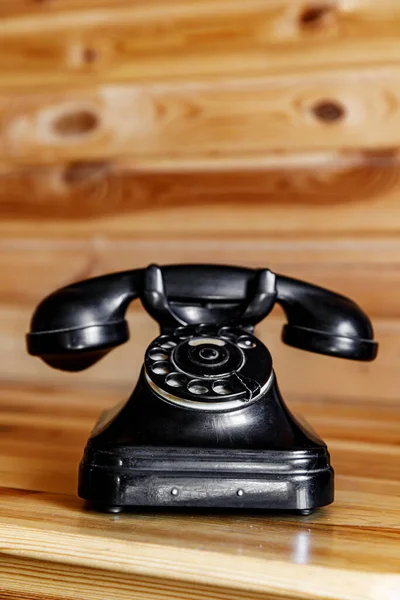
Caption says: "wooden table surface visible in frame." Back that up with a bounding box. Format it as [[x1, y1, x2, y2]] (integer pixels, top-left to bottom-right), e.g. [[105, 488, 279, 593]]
[[1, 379, 399, 600]]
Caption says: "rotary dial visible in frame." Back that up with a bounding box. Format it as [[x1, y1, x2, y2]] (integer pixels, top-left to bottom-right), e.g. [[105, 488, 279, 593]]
[[144, 325, 272, 407]]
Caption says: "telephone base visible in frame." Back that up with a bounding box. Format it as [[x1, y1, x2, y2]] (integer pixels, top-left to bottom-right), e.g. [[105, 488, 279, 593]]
[[78, 445, 334, 512]]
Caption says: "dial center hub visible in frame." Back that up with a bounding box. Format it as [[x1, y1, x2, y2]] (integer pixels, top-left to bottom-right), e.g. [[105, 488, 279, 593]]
[[199, 347, 219, 360], [174, 336, 243, 377]]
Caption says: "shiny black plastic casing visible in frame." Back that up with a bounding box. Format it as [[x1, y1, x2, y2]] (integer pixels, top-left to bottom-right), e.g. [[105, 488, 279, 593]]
[[79, 371, 334, 511], [26, 263, 378, 513]]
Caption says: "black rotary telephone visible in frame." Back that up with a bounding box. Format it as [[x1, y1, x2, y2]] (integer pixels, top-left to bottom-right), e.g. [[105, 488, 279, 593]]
[[27, 264, 378, 514]]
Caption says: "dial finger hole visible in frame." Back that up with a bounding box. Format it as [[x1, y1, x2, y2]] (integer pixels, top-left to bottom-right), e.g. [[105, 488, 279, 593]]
[[237, 336, 256, 349], [219, 327, 238, 340], [175, 326, 193, 339], [161, 340, 177, 349], [157, 335, 176, 347], [151, 361, 171, 375], [148, 348, 169, 361], [187, 380, 209, 395], [166, 373, 187, 388], [213, 380, 234, 395]]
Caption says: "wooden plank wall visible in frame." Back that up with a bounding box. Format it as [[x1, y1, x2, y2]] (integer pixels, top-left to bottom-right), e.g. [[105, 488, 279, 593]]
[[1, 0, 399, 403]]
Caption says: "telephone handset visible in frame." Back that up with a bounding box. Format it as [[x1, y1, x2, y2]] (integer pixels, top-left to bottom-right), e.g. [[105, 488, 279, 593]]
[[27, 264, 378, 513], [27, 263, 377, 370]]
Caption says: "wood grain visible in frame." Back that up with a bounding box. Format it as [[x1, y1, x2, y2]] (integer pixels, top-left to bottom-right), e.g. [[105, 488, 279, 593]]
[[3, 73, 400, 168], [2, 0, 400, 91], [1, 381, 400, 600], [1, 555, 284, 600], [1, 237, 399, 314], [3, 154, 400, 237]]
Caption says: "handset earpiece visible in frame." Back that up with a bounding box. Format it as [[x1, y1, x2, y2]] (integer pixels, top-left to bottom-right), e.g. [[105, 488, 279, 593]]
[[27, 270, 143, 371], [275, 275, 378, 361]]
